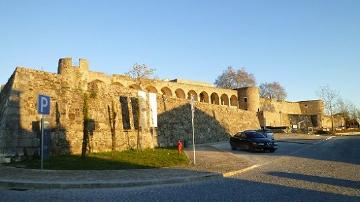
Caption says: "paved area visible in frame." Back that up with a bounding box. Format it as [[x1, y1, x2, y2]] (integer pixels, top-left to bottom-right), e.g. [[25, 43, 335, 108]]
[[0, 143, 251, 189], [0, 133, 339, 190], [274, 133, 331, 144], [0, 135, 358, 202]]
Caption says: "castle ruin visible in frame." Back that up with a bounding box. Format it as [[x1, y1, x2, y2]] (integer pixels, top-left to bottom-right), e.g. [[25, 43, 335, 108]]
[[0, 58, 343, 161]]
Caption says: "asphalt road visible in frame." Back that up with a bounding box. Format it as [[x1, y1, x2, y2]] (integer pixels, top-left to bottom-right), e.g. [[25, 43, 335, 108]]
[[1, 136, 359, 202]]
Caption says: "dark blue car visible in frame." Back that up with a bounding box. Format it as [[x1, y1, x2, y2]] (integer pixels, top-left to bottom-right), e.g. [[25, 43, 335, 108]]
[[230, 130, 277, 152]]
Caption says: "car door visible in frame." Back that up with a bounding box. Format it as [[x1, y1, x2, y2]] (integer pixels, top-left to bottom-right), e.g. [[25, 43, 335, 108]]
[[243, 132, 253, 150], [231, 133, 242, 148], [237, 133, 247, 149]]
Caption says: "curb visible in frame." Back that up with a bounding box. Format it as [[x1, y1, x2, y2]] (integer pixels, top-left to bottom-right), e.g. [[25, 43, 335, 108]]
[[0, 173, 222, 190]]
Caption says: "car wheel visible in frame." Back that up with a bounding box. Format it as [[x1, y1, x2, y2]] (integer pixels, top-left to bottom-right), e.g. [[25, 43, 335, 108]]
[[269, 149, 275, 153]]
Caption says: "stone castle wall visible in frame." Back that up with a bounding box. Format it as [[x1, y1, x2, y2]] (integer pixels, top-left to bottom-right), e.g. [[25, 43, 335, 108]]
[[156, 96, 260, 147], [0, 59, 260, 160], [259, 98, 323, 115], [1, 57, 335, 161]]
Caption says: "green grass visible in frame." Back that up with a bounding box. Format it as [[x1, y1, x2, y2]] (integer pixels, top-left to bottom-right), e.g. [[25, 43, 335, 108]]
[[9, 147, 189, 170]]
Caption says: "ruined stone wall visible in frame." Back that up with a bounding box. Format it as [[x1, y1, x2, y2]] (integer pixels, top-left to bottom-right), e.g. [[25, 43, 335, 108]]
[[0, 67, 155, 157], [259, 98, 323, 115], [84, 80, 154, 153], [0, 72, 17, 155], [0, 57, 332, 160], [321, 115, 346, 129], [261, 111, 290, 127], [0, 68, 65, 158], [155, 96, 260, 147], [259, 98, 324, 128], [1, 64, 259, 159]]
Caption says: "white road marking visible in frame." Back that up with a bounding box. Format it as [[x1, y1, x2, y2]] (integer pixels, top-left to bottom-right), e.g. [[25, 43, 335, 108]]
[[222, 164, 259, 177]]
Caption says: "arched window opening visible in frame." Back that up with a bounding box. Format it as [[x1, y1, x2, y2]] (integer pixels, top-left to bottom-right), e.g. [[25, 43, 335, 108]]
[[161, 87, 172, 97], [221, 94, 229, 106], [175, 88, 186, 99], [210, 93, 220, 105], [199, 91, 209, 103]]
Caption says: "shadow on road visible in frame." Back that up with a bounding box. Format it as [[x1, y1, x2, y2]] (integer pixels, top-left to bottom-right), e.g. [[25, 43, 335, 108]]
[[213, 135, 360, 166], [267, 171, 360, 190]]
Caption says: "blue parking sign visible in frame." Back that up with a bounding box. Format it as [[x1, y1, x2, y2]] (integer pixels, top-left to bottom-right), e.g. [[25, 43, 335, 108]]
[[38, 95, 50, 115]]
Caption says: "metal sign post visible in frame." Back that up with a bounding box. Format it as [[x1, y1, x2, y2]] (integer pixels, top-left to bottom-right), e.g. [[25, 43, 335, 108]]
[[190, 95, 196, 165], [40, 115, 44, 170], [38, 95, 50, 170]]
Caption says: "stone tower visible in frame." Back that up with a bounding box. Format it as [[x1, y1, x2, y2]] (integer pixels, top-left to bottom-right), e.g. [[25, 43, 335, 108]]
[[237, 87, 260, 112], [57, 57, 89, 90]]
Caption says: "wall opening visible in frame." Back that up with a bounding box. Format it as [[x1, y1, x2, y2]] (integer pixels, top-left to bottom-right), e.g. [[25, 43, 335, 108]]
[[210, 93, 220, 105], [120, 96, 131, 130], [146, 85, 158, 93], [175, 88, 186, 99], [221, 94, 229, 106], [161, 87, 172, 97], [230, 95, 238, 106], [130, 97, 139, 129], [187, 90, 198, 101], [199, 91, 209, 103]]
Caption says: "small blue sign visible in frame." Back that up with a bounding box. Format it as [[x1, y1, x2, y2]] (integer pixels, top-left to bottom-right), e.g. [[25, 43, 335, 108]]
[[38, 95, 50, 115]]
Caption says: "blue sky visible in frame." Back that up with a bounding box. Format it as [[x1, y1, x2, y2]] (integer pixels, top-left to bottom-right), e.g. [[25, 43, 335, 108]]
[[0, 0, 359, 107]]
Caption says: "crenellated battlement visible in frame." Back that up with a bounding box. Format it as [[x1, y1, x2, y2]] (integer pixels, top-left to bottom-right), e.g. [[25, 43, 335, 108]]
[[57, 57, 89, 75], [57, 57, 89, 90]]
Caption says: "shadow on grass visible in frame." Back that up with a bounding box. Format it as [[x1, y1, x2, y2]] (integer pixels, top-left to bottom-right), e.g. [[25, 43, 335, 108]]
[[6, 147, 189, 170]]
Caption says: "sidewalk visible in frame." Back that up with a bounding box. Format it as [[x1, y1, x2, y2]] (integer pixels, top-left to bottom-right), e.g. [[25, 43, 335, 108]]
[[0, 144, 251, 190]]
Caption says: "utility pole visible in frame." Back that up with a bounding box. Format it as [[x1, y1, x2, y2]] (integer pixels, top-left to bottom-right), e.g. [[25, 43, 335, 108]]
[[190, 95, 196, 165]]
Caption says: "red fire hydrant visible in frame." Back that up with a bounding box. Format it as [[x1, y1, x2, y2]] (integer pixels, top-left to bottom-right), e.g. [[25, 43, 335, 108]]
[[177, 140, 183, 154]]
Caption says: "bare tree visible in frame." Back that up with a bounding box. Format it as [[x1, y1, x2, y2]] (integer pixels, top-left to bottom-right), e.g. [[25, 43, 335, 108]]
[[317, 85, 339, 132], [259, 82, 287, 100], [215, 66, 256, 89], [126, 63, 155, 80], [337, 99, 360, 128]]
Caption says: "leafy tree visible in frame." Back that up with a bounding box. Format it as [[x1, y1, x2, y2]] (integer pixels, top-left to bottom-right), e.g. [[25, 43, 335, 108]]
[[317, 85, 339, 132], [215, 66, 256, 89], [259, 82, 287, 100]]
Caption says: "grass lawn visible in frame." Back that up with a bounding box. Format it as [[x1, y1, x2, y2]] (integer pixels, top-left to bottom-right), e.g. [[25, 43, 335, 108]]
[[9, 147, 189, 170]]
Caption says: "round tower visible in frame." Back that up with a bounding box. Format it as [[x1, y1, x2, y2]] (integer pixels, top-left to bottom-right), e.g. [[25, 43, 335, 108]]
[[237, 86, 260, 112]]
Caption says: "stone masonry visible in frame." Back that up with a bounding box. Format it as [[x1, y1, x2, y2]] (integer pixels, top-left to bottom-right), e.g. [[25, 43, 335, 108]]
[[0, 58, 336, 161]]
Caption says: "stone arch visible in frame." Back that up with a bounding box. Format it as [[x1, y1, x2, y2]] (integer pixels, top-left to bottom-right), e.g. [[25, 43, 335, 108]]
[[187, 90, 198, 101], [88, 78, 106, 84], [175, 88, 186, 99], [129, 84, 141, 90], [230, 95, 238, 107], [199, 91, 209, 103], [146, 85, 158, 93], [161, 87, 172, 97], [221, 94, 229, 106], [210, 93, 220, 105], [111, 82, 124, 87], [88, 79, 106, 89]]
